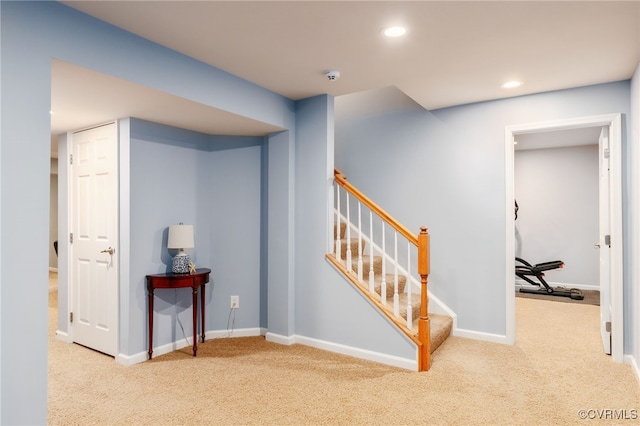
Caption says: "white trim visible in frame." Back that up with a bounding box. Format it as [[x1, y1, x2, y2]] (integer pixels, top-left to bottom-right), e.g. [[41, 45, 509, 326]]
[[55, 330, 72, 343], [505, 127, 516, 345], [265, 331, 296, 345], [452, 328, 509, 345], [514, 279, 600, 292], [624, 354, 640, 386], [266, 332, 418, 370], [505, 113, 624, 362], [65, 131, 74, 343], [205, 327, 264, 340], [116, 328, 266, 366], [293, 335, 417, 371], [116, 352, 145, 366]]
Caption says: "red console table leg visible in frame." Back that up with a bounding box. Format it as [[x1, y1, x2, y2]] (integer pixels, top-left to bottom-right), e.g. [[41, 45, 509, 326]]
[[148, 287, 154, 360], [200, 284, 206, 343], [192, 286, 198, 356]]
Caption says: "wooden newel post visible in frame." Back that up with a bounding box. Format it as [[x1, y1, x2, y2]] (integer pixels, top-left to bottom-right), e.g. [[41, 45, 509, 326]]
[[418, 226, 431, 371]]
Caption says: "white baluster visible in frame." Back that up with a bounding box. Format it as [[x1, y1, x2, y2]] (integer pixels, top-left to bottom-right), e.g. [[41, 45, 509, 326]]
[[406, 241, 412, 329], [393, 232, 399, 317], [335, 185, 341, 260], [380, 222, 386, 305], [346, 195, 352, 272], [369, 211, 374, 294], [357, 202, 363, 282]]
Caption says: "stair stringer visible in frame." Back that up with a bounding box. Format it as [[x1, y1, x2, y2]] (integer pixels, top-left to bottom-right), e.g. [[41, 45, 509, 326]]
[[326, 253, 421, 369]]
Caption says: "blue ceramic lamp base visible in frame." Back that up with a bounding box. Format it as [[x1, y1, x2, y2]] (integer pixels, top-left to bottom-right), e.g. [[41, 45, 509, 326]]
[[172, 254, 191, 274]]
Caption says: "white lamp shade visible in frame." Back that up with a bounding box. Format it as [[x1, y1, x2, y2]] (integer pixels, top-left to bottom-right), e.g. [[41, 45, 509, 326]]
[[167, 224, 194, 250]]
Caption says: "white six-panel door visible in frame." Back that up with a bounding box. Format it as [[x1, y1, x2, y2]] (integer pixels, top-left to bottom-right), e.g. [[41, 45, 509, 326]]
[[70, 122, 118, 356]]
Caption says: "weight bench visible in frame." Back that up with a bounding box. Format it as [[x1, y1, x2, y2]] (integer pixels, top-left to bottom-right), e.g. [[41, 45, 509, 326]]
[[516, 257, 584, 300]]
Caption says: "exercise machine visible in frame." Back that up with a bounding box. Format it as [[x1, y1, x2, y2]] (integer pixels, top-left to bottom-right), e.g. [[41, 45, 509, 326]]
[[516, 257, 584, 300], [514, 201, 584, 300]]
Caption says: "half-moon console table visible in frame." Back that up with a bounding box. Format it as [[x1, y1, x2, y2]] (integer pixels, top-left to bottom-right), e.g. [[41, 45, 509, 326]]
[[146, 268, 211, 360]]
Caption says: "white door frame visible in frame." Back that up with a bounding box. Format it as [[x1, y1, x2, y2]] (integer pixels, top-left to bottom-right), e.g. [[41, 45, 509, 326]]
[[504, 113, 623, 362]]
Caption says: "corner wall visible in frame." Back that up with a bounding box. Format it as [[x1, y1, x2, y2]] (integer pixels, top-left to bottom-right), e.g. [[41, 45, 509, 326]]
[[127, 119, 263, 357], [294, 95, 416, 363], [336, 81, 631, 340], [0, 2, 294, 422]]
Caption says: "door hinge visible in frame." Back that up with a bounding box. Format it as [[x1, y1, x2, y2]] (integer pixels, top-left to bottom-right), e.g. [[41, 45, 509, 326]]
[[70, 312, 73, 323], [70, 233, 73, 244], [605, 234, 611, 246], [70, 154, 73, 165], [606, 321, 611, 333], [604, 148, 610, 159]]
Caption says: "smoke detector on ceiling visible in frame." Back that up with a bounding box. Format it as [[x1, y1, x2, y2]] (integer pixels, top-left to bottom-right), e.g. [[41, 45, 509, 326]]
[[324, 70, 340, 81]]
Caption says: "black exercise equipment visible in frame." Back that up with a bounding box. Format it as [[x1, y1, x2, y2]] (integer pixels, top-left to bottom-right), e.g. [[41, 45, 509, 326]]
[[515, 257, 584, 300], [514, 200, 584, 301]]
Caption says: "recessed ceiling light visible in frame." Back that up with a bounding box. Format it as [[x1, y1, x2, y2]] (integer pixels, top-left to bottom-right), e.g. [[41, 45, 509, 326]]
[[502, 81, 522, 89], [383, 26, 407, 38]]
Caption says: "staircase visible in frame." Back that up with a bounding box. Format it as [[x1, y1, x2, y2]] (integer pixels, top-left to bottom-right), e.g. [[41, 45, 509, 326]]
[[332, 222, 453, 358]]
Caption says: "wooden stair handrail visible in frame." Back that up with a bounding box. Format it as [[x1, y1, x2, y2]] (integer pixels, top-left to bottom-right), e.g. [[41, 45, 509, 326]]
[[333, 168, 431, 371], [334, 169, 418, 246]]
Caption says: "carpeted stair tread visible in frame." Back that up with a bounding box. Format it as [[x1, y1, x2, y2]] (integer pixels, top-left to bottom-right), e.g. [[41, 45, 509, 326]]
[[396, 292, 421, 321], [411, 313, 453, 354], [351, 255, 383, 277], [371, 273, 407, 298], [335, 238, 362, 260]]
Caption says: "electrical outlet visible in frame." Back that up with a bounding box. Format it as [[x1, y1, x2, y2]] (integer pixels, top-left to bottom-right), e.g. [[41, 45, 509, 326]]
[[230, 295, 239, 309]]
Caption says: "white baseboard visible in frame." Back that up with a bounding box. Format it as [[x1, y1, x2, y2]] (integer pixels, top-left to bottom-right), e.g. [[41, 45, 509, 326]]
[[117, 352, 145, 366], [624, 354, 640, 386], [117, 327, 265, 366], [294, 335, 417, 371], [55, 330, 71, 343], [265, 331, 296, 345], [452, 328, 509, 345], [515, 278, 599, 291], [265, 332, 417, 371], [206, 327, 264, 340]]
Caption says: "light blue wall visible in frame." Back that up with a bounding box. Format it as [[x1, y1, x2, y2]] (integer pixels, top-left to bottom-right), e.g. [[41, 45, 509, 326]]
[[1, 5, 53, 424], [294, 95, 416, 359], [0, 2, 293, 423], [336, 82, 632, 338], [264, 130, 296, 337], [128, 119, 262, 355]]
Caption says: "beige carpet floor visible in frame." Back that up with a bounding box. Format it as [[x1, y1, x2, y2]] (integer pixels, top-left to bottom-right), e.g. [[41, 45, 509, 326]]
[[48, 276, 639, 425]]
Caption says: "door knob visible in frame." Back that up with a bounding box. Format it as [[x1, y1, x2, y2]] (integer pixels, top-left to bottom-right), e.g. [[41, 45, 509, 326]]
[[101, 247, 115, 255]]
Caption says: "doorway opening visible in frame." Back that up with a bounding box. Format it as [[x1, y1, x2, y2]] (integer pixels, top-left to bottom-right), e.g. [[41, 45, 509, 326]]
[[504, 114, 623, 362]]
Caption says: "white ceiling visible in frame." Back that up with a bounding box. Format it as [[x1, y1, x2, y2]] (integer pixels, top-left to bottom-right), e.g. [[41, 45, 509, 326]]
[[52, 1, 640, 156]]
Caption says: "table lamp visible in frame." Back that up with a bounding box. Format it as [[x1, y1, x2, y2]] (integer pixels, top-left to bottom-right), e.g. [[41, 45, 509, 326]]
[[168, 223, 194, 273]]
